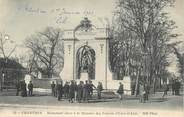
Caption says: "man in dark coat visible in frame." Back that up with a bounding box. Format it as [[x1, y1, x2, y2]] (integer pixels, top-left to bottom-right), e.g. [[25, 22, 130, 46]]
[[55, 82, 58, 97], [15, 81, 20, 96], [69, 80, 75, 103], [57, 81, 63, 101], [63, 81, 70, 98], [77, 81, 84, 103], [175, 79, 181, 95], [20, 80, 27, 97], [74, 81, 78, 102], [97, 82, 103, 99], [28, 81, 33, 96], [88, 80, 96, 98], [83, 80, 90, 102], [117, 82, 124, 100], [51, 81, 56, 96]]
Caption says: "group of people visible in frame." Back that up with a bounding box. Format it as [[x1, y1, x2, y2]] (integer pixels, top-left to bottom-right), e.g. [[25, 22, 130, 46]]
[[15, 78, 181, 103], [138, 79, 182, 103], [162, 79, 181, 98], [51, 80, 103, 103], [16, 80, 33, 97]]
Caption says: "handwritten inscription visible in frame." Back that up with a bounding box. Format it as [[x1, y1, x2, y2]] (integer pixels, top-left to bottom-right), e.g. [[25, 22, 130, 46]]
[[17, 5, 95, 24]]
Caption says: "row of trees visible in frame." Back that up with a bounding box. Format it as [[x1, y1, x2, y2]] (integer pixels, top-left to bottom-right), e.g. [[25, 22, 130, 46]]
[[110, 0, 179, 93]]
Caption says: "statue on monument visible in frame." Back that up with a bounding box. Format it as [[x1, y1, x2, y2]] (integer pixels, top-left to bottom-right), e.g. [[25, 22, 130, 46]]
[[81, 51, 89, 71], [75, 17, 92, 32]]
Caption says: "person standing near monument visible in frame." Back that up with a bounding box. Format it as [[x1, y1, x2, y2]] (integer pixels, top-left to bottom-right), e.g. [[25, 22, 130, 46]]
[[20, 80, 27, 97], [55, 81, 58, 97], [74, 81, 78, 102], [88, 80, 96, 99], [83, 80, 90, 102], [57, 81, 63, 101], [69, 80, 75, 103], [117, 82, 124, 100], [63, 81, 70, 98], [77, 81, 84, 103], [28, 81, 33, 96], [51, 81, 56, 96], [97, 82, 103, 99]]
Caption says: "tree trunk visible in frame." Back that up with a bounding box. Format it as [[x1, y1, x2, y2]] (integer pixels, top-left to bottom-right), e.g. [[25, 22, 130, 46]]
[[153, 76, 156, 94], [134, 67, 140, 96]]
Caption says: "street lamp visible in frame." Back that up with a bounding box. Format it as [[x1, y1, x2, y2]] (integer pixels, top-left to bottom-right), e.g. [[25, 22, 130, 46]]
[[0, 34, 16, 91], [1, 34, 8, 91]]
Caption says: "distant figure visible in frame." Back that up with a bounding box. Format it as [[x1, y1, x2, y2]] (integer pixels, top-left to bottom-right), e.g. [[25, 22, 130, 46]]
[[63, 81, 70, 98], [28, 81, 33, 96], [162, 83, 169, 98], [77, 81, 84, 103], [51, 81, 56, 96], [20, 80, 27, 97], [97, 82, 103, 99], [171, 79, 176, 95], [15, 81, 21, 96], [69, 80, 75, 103], [83, 80, 90, 102], [57, 81, 63, 101], [175, 79, 181, 95], [74, 81, 78, 102], [117, 82, 124, 100], [55, 82, 58, 97], [139, 82, 145, 103], [144, 83, 150, 101], [88, 80, 96, 98]]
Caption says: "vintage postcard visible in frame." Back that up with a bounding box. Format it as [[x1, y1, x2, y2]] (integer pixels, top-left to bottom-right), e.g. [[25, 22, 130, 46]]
[[0, 0, 183, 117]]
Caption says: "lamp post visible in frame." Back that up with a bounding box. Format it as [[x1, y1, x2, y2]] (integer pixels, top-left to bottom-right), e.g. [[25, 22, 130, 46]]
[[0, 33, 16, 91], [0, 34, 9, 91]]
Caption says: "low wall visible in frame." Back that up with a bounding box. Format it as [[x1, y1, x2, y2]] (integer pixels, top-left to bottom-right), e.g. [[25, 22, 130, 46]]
[[24, 75, 61, 89], [24, 75, 131, 95], [32, 78, 62, 89]]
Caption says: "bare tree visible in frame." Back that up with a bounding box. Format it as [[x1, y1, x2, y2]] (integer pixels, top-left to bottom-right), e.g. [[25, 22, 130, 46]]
[[25, 27, 64, 78], [112, 0, 178, 94]]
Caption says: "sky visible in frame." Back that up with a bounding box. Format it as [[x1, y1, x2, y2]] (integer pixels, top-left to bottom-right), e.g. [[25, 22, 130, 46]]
[[0, 0, 114, 44], [0, 0, 184, 75]]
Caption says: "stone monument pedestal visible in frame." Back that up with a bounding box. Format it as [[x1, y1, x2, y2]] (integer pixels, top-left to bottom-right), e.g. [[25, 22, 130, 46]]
[[80, 72, 89, 81]]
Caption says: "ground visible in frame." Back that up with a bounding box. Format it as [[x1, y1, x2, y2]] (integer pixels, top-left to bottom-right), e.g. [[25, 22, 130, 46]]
[[0, 90, 183, 111], [0, 90, 183, 117]]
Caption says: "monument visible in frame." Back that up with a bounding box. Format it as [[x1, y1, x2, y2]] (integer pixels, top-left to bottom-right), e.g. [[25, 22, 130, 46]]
[[60, 17, 131, 94]]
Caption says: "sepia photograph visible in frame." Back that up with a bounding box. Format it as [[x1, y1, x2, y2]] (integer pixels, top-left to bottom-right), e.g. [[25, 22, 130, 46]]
[[0, 0, 183, 117]]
